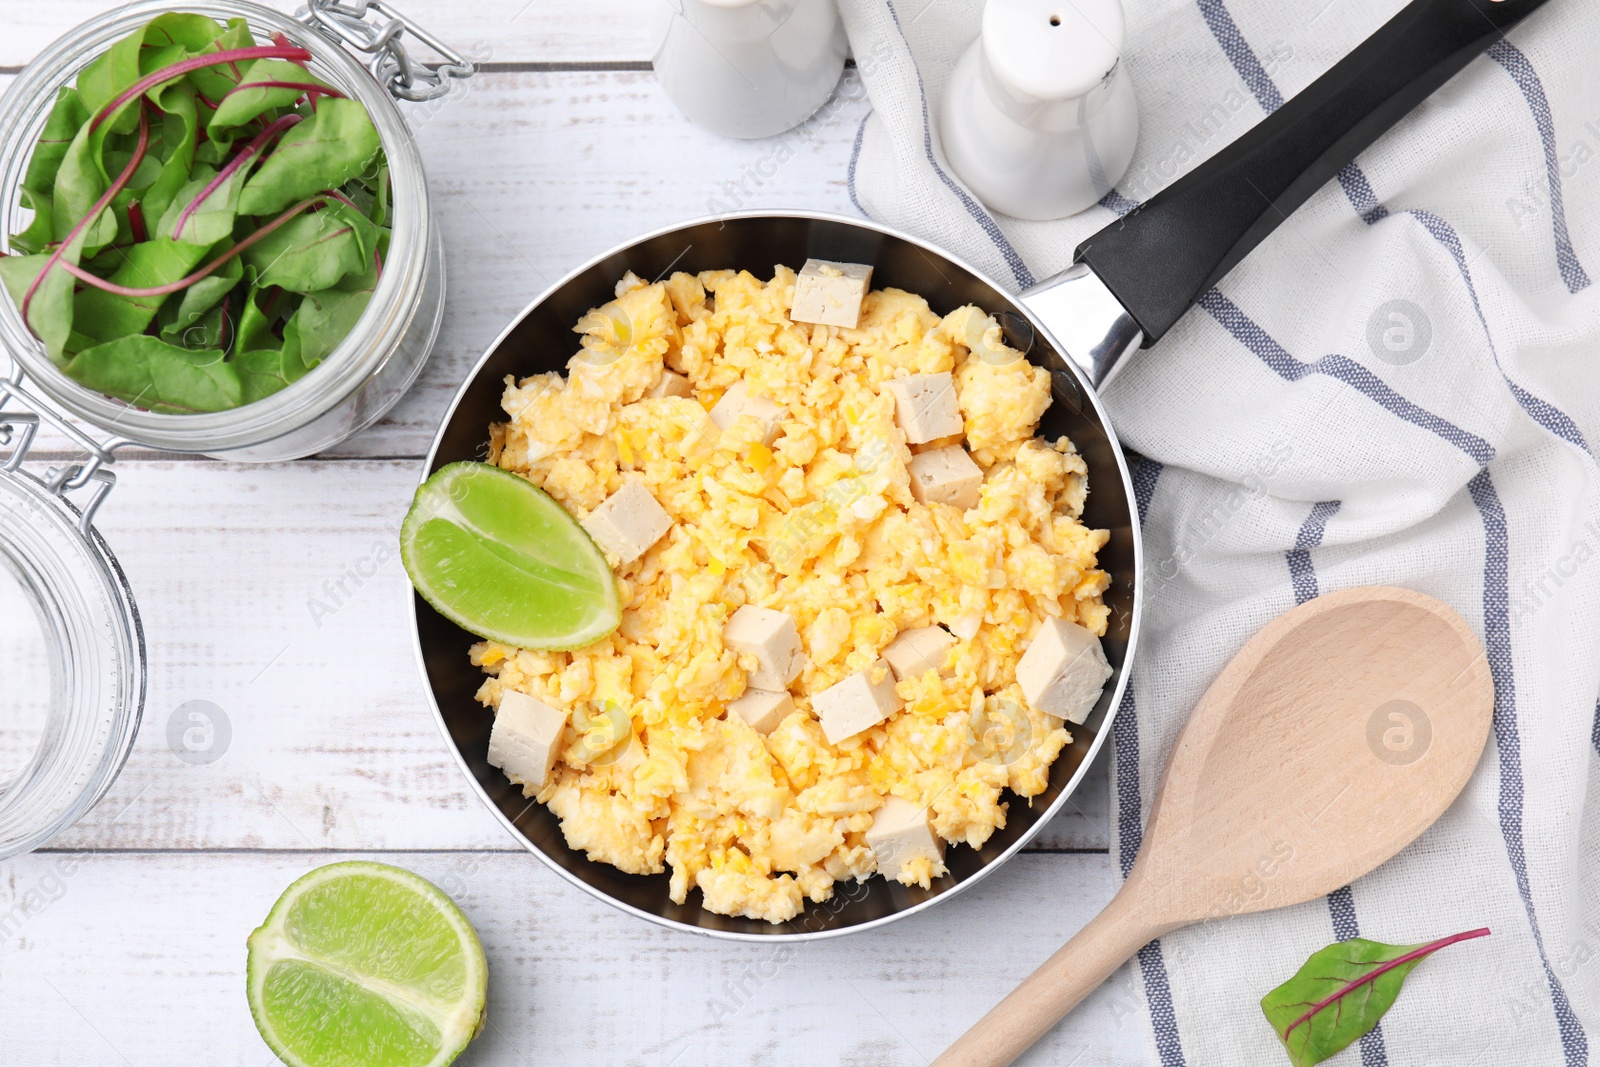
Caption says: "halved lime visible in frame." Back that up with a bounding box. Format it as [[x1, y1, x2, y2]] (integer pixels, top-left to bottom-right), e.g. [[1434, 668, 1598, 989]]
[[401, 461, 621, 650], [247, 862, 488, 1067]]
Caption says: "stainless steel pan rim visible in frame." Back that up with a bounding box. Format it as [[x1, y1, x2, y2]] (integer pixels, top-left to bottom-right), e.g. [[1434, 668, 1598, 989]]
[[411, 209, 1143, 942]]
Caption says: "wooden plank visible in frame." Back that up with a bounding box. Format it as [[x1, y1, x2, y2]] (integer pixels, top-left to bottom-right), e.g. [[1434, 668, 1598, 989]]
[[0, 849, 1149, 1066], [1, 69, 873, 461], [38, 459, 1108, 853], [2, 0, 668, 68]]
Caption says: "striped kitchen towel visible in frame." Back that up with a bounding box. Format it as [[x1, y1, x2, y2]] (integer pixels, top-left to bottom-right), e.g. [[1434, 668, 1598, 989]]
[[836, 0, 1600, 1064]]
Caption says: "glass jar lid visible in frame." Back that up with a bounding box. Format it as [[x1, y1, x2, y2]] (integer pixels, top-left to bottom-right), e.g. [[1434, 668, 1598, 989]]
[[0, 376, 144, 860]]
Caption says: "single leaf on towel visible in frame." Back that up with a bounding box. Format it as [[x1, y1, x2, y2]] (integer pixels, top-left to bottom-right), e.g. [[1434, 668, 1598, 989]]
[[1261, 929, 1490, 1067]]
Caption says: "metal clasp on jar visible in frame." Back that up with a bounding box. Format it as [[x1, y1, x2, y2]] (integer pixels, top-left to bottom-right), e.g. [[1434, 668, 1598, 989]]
[[299, 0, 476, 102], [0, 374, 124, 535]]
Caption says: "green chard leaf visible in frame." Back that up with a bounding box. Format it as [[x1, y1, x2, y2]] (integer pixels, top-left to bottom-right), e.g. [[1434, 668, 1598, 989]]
[[138, 12, 226, 56], [157, 164, 246, 247], [346, 160, 392, 228], [236, 98, 381, 217], [71, 12, 220, 218], [185, 19, 258, 105], [51, 120, 122, 252], [234, 339, 312, 406], [331, 198, 380, 263], [166, 299, 230, 351], [10, 189, 57, 256], [161, 253, 244, 347], [71, 238, 214, 343], [290, 282, 374, 367], [62, 334, 242, 413], [75, 26, 147, 136], [22, 87, 90, 197], [1261, 929, 1491, 1067], [209, 58, 337, 133], [0, 232, 89, 363], [231, 268, 286, 354], [136, 81, 200, 234], [244, 205, 368, 293]]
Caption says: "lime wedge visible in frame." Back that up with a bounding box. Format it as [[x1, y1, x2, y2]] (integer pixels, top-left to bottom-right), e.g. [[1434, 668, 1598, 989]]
[[401, 461, 621, 650], [247, 862, 488, 1067]]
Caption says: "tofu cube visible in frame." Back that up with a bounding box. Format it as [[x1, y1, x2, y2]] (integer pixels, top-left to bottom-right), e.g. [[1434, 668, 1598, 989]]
[[884, 373, 963, 444], [908, 446, 983, 510], [709, 381, 786, 446], [488, 690, 570, 790], [948, 611, 983, 641], [790, 259, 873, 329], [724, 605, 803, 690], [1015, 617, 1112, 725], [645, 369, 693, 398], [867, 797, 945, 880], [882, 626, 957, 681], [815, 658, 902, 744], [727, 687, 794, 735], [581, 479, 673, 564]]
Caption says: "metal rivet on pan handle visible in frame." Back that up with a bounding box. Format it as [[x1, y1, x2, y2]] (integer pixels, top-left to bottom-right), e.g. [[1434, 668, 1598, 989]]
[[300, 0, 476, 102], [0, 374, 125, 536]]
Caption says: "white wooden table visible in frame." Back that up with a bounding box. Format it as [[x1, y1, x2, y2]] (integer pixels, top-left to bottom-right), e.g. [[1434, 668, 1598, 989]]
[[0, 5, 1153, 1063]]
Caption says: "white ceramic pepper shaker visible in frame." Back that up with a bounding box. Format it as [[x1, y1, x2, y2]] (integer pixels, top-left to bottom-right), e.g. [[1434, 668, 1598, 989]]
[[940, 0, 1138, 220], [653, 0, 848, 140]]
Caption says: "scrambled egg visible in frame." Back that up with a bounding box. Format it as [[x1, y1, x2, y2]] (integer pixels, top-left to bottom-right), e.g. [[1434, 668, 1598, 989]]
[[472, 266, 1110, 923]]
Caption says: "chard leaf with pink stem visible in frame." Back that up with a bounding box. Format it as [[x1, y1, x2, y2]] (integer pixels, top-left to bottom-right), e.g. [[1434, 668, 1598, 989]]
[[21, 88, 89, 199], [72, 238, 215, 343], [162, 113, 303, 245], [209, 58, 342, 132], [236, 98, 381, 217], [1260, 928, 1491, 1067], [160, 254, 245, 348], [185, 20, 261, 105], [10, 106, 152, 359], [243, 199, 372, 294]]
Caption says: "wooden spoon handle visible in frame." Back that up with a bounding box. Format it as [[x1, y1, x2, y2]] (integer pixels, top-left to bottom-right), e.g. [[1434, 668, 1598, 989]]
[[931, 886, 1168, 1067]]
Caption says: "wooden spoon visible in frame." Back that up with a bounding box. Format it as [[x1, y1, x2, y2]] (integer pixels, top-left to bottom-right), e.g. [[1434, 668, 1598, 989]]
[[933, 585, 1493, 1067]]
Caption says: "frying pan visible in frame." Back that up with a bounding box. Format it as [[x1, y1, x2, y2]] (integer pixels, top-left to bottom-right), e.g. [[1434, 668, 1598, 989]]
[[411, 0, 1554, 940]]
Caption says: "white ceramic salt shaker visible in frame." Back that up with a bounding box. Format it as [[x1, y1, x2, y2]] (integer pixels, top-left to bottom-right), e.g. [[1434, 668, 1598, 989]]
[[653, 0, 848, 140], [940, 0, 1139, 220]]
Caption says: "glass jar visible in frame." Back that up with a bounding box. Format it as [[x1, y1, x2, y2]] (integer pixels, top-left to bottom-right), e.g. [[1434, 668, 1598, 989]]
[[0, 0, 470, 861], [0, 0, 467, 461], [0, 384, 143, 860]]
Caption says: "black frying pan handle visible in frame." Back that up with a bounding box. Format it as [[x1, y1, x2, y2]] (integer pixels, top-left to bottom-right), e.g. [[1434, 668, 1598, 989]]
[[1075, 0, 1556, 345]]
